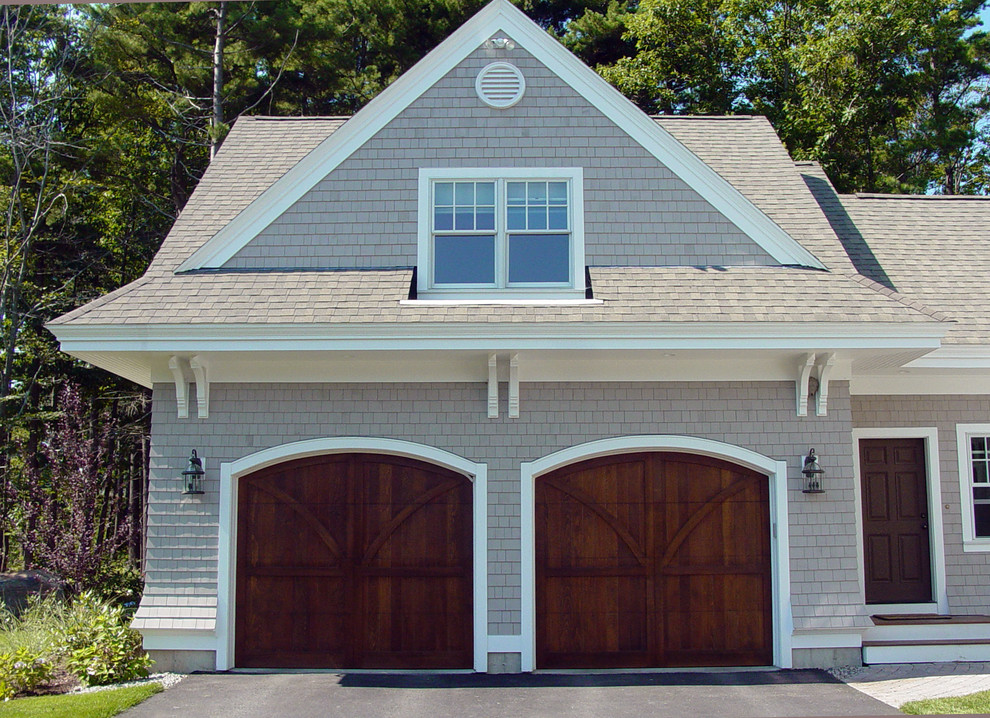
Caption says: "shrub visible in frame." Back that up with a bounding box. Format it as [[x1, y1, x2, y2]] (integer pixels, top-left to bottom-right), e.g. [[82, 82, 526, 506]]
[[0, 647, 54, 699], [95, 559, 145, 609], [56, 592, 151, 687], [0, 594, 67, 657]]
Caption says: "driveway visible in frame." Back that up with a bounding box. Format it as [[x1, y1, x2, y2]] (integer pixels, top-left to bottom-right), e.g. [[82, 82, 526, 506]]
[[122, 670, 901, 718]]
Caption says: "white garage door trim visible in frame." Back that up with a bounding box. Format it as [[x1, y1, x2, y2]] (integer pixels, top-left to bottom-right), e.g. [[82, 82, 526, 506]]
[[519, 435, 792, 671], [216, 437, 488, 672]]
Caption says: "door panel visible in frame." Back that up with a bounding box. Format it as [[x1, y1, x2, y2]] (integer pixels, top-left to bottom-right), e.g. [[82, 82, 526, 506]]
[[860, 438, 932, 604], [236, 453, 472, 669], [535, 452, 771, 669]]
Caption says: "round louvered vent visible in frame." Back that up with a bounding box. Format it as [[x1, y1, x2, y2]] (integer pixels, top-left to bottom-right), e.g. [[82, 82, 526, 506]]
[[475, 62, 525, 109]]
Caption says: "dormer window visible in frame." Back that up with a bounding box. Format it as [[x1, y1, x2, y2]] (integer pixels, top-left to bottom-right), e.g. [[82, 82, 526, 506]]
[[417, 168, 584, 298]]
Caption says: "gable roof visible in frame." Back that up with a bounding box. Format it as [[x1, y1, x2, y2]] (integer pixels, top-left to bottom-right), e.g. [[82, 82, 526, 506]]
[[175, 0, 824, 272], [808, 185, 990, 346], [143, 116, 347, 280], [658, 117, 855, 273], [50, 113, 938, 336], [50, 266, 943, 328]]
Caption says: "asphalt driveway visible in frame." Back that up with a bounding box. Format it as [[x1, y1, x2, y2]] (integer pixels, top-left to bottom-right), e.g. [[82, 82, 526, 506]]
[[121, 670, 902, 718]]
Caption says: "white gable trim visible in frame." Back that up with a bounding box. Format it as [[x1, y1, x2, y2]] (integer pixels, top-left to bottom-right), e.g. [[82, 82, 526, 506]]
[[176, 0, 824, 273]]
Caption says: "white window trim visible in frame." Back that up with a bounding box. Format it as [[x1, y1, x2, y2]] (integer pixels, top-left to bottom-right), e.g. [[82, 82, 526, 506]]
[[417, 167, 585, 299], [956, 424, 990, 552]]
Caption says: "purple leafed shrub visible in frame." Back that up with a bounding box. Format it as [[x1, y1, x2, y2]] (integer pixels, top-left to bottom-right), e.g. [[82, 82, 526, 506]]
[[16, 385, 131, 594]]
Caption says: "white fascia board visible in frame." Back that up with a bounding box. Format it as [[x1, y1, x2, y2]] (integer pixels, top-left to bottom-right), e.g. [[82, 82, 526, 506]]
[[51, 321, 944, 354], [176, 0, 823, 273], [906, 345, 990, 368]]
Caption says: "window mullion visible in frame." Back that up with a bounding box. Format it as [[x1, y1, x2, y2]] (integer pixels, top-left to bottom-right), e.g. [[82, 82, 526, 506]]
[[497, 179, 507, 288]]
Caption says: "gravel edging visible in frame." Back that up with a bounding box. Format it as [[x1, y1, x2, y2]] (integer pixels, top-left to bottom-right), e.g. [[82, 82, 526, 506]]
[[825, 665, 865, 682], [70, 672, 186, 695]]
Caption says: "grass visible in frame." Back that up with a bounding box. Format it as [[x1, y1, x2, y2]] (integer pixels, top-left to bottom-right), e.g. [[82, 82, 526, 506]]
[[0, 683, 162, 717], [901, 689, 990, 714]]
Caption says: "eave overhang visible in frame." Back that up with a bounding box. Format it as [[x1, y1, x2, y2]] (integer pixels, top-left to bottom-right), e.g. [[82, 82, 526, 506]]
[[50, 320, 946, 389]]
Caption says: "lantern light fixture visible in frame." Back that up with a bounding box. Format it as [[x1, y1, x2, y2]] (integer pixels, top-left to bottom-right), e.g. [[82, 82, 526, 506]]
[[182, 449, 205, 495], [802, 448, 825, 494], [484, 36, 516, 50]]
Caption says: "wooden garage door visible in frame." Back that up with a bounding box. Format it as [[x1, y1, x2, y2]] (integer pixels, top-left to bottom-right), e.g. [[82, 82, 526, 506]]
[[235, 453, 473, 669], [536, 452, 772, 668]]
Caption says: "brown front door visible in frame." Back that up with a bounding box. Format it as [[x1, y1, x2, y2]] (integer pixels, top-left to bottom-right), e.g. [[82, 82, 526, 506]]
[[235, 453, 473, 669], [860, 438, 932, 604], [535, 452, 772, 669]]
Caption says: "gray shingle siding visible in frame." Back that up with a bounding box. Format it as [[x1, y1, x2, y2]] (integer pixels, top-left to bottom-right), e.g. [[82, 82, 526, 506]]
[[147, 379, 862, 635], [223, 46, 773, 271]]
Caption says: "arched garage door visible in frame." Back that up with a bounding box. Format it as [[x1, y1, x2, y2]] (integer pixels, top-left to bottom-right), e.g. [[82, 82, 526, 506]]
[[235, 453, 473, 669], [536, 452, 771, 668]]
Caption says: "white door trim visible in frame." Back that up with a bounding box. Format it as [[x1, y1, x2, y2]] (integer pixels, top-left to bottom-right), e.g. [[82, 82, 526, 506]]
[[518, 435, 792, 671], [851, 428, 947, 614], [215, 437, 488, 672]]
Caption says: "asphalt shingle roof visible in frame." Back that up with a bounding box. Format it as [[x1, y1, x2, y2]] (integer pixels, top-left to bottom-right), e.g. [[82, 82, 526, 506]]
[[51, 266, 941, 326], [813, 188, 990, 344], [50, 114, 944, 332]]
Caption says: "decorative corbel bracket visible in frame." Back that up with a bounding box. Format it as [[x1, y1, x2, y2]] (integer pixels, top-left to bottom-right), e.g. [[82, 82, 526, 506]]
[[190, 355, 210, 419], [815, 353, 835, 417], [796, 353, 816, 417], [488, 353, 498, 419], [168, 356, 191, 419], [509, 353, 520, 419]]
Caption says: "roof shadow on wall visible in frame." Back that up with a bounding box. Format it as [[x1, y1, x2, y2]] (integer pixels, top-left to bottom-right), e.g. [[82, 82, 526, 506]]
[[799, 171, 895, 290], [336, 669, 841, 689]]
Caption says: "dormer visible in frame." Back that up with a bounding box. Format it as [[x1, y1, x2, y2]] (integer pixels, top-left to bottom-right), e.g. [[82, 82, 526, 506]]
[[417, 167, 585, 299]]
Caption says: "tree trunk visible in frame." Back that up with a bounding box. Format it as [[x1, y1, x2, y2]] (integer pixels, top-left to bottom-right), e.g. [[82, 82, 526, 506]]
[[210, 1, 228, 160], [20, 378, 42, 567]]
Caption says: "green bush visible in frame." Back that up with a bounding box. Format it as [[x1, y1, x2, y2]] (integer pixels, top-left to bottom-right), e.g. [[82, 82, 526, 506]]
[[94, 559, 145, 609], [0, 646, 54, 699], [56, 592, 152, 687]]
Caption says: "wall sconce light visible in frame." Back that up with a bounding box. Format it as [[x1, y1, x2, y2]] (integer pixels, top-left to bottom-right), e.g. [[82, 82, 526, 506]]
[[484, 36, 516, 50], [182, 449, 205, 495], [802, 448, 825, 494]]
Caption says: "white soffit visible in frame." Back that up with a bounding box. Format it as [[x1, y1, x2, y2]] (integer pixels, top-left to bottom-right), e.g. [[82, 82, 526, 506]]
[[905, 346, 990, 369], [176, 0, 825, 273]]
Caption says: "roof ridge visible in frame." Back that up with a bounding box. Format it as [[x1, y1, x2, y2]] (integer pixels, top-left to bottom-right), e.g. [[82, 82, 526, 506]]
[[843, 271, 950, 322], [853, 193, 990, 201], [237, 115, 352, 122], [651, 114, 758, 120]]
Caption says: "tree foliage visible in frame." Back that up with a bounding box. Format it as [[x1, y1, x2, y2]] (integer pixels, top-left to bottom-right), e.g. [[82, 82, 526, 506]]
[[15, 385, 136, 594], [1, 0, 989, 585], [586, 0, 990, 193]]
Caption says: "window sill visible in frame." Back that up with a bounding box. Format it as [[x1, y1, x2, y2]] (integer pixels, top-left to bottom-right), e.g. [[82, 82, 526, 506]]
[[401, 297, 603, 306], [962, 539, 990, 553]]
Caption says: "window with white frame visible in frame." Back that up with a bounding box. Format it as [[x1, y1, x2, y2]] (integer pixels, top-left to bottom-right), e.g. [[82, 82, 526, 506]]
[[956, 424, 990, 550], [417, 168, 584, 296]]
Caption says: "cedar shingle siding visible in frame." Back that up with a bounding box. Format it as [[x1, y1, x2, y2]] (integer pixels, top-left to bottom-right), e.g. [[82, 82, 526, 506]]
[[47, 0, 990, 672]]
